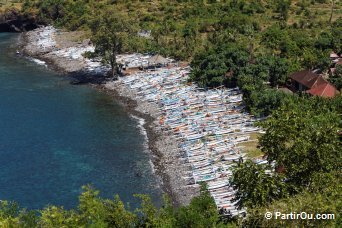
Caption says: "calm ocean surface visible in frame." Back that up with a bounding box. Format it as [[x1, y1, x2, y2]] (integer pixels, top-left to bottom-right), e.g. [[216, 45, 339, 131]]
[[0, 33, 162, 209]]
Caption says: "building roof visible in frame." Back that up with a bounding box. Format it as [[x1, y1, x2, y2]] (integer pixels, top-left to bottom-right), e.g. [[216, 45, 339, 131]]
[[289, 70, 324, 89], [330, 52, 339, 58], [147, 54, 169, 65], [290, 69, 339, 97], [307, 82, 339, 98]]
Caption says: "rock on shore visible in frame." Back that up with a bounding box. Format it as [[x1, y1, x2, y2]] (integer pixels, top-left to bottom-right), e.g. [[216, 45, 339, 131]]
[[0, 9, 38, 32]]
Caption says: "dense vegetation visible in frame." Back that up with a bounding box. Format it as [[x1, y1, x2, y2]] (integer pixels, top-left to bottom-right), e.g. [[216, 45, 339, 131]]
[[17, 0, 342, 116], [231, 95, 341, 226], [0, 1, 341, 227], [0, 0, 21, 13], [0, 185, 229, 227], [19, 0, 342, 59]]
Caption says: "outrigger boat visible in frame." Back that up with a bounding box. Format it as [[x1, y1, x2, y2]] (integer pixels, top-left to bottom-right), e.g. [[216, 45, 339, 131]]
[[115, 64, 265, 214]]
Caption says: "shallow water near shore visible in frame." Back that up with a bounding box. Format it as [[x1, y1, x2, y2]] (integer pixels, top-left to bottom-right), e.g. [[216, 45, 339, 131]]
[[0, 33, 162, 209]]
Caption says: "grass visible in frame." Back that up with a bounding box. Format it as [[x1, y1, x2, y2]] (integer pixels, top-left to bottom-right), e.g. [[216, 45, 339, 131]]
[[0, 0, 21, 12], [237, 132, 264, 159], [245, 149, 264, 159], [55, 30, 90, 44]]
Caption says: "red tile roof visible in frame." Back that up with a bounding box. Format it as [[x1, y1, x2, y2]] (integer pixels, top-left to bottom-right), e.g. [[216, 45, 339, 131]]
[[289, 70, 323, 89], [307, 82, 339, 98], [290, 70, 339, 97]]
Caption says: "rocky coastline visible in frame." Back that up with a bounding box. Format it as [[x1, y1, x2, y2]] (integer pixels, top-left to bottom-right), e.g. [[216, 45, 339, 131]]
[[0, 9, 39, 32], [18, 26, 197, 206]]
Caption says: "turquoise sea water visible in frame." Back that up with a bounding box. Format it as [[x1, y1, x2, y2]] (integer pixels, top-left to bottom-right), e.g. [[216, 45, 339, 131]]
[[0, 33, 162, 209]]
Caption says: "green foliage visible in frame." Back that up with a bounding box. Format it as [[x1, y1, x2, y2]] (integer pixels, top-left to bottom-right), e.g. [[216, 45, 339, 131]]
[[243, 172, 341, 227], [274, 0, 292, 21], [190, 44, 249, 88], [331, 18, 342, 54], [190, 53, 229, 88], [329, 64, 342, 90], [39, 206, 81, 227], [230, 96, 341, 226], [174, 185, 221, 228], [230, 160, 288, 209], [25, 0, 94, 30], [302, 48, 331, 70], [89, 9, 137, 77], [22, 0, 341, 62], [258, 97, 341, 190], [261, 25, 287, 53], [0, 185, 233, 227], [0, 201, 19, 219], [243, 89, 291, 117], [190, 40, 294, 117]]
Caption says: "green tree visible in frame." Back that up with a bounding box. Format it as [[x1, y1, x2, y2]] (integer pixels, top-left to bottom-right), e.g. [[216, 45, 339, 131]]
[[78, 185, 108, 226], [315, 31, 333, 50], [174, 184, 222, 228], [243, 172, 341, 227], [275, 0, 291, 21], [36, 0, 65, 23], [331, 18, 342, 54], [269, 57, 289, 87], [258, 97, 341, 191], [329, 64, 342, 90], [182, 20, 198, 51], [39, 206, 81, 227], [90, 10, 136, 79], [230, 160, 288, 209], [0, 185, 238, 227], [261, 25, 287, 53], [190, 53, 228, 88], [244, 89, 290, 117], [190, 44, 250, 88], [302, 48, 330, 70], [0, 201, 20, 226]]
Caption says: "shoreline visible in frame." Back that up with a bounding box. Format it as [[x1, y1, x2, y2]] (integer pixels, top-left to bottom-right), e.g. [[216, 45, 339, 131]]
[[96, 84, 196, 205], [18, 28, 195, 206], [17, 27, 265, 213]]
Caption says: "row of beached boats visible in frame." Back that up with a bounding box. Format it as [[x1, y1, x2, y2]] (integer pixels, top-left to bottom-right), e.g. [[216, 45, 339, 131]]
[[117, 54, 151, 69], [114, 59, 264, 216]]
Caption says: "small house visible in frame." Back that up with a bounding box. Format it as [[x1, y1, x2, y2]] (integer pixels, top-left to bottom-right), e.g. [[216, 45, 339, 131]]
[[330, 52, 339, 60], [289, 70, 339, 98], [147, 54, 170, 68]]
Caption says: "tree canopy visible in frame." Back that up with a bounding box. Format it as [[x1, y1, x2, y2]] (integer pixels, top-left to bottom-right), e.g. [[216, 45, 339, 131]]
[[0, 185, 237, 227], [89, 10, 137, 78], [229, 96, 341, 227], [258, 96, 341, 190]]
